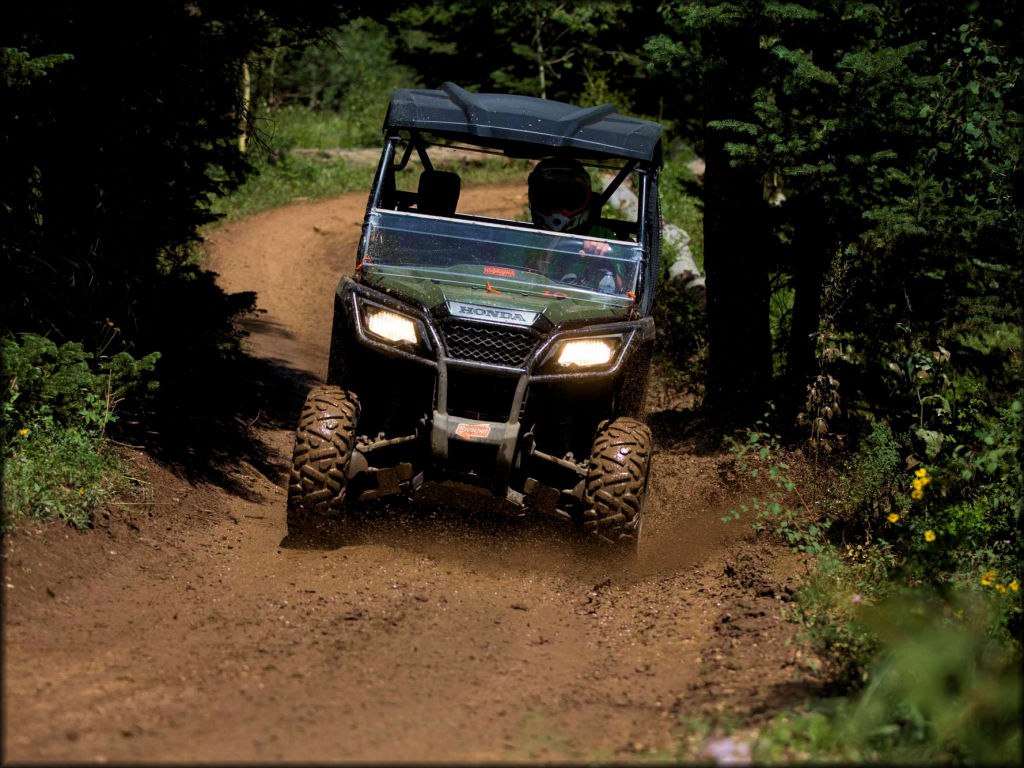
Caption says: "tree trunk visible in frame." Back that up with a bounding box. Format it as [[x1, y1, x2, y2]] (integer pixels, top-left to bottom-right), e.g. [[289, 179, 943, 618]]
[[701, 27, 773, 422], [239, 61, 250, 155], [784, 198, 830, 410], [534, 12, 546, 99]]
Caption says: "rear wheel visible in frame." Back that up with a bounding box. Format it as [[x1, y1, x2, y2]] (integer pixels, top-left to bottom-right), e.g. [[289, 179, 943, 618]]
[[581, 417, 652, 555], [286, 386, 359, 538]]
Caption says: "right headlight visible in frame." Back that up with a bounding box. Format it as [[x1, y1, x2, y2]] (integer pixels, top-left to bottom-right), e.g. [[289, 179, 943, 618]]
[[557, 339, 614, 367], [365, 307, 418, 344]]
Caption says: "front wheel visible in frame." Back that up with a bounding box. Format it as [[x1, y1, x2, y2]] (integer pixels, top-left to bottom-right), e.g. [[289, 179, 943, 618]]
[[580, 417, 653, 555], [286, 386, 360, 538]]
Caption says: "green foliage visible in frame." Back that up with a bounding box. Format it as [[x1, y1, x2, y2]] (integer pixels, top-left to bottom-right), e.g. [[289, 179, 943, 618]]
[[832, 421, 905, 540], [386, 2, 680, 130], [256, 106, 361, 151], [755, 587, 1021, 763], [1, 333, 159, 528], [652, 275, 707, 394], [768, 276, 793, 377], [485, 2, 630, 99], [724, 408, 830, 557], [209, 150, 378, 221], [651, 156, 707, 391], [2, 422, 123, 529], [784, 546, 887, 688], [0, 47, 73, 87], [792, 396, 1021, 655], [654, 7, 1021, 750], [256, 18, 419, 147], [658, 158, 704, 271], [1, 3, 353, 347], [648, 0, 1022, 425], [1, 333, 159, 439], [211, 107, 533, 221]]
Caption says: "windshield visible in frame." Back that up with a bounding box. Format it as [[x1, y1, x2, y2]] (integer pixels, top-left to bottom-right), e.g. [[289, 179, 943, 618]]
[[361, 209, 641, 308]]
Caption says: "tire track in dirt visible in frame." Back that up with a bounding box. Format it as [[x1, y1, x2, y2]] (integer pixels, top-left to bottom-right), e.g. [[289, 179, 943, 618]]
[[3, 186, 818, 762]]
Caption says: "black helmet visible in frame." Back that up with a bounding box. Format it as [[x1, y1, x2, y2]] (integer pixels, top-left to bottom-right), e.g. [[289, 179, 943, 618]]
[[528, 158, 593, 232]]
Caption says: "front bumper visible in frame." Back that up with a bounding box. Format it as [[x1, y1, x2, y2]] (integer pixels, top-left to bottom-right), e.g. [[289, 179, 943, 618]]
[[334, 277, 654, 512]]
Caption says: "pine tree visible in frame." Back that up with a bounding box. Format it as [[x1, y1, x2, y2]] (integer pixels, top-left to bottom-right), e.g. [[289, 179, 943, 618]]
[[649, 0, 1022, 428]]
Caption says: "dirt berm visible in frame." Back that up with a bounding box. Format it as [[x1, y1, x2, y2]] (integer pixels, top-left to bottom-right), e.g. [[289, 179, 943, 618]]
[[3, 185, 820, 762]]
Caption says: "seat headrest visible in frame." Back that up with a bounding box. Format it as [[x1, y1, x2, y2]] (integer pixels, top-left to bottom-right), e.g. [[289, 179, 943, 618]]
[[417, 170, 461, 216]]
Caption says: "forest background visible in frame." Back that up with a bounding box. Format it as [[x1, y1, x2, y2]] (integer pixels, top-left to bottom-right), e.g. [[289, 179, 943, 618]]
[[2, 0, 1021, 761]]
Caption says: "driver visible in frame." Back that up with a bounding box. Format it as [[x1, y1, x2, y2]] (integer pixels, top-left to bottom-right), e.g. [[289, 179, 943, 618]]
[[527, 158, 623, 293]]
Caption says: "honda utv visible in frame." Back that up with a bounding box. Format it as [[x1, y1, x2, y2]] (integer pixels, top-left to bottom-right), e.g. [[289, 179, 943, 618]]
[[286, 82, 663, 554]]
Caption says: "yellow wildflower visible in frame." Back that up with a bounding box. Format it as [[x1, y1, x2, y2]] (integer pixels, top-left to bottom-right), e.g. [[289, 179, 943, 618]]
[[1010, 580, 1019, 593], [912, 478, 923, 491], [981, 571, 996, 586], [18, 428, 29, 436], [887, 513, 900, 523], [924, 530, 936, 542], [954, 609, 964, 620], [915, 467, 928, 478], [78, 488, 84, 495], [911, 489, 923, 500], [995, 584, 1007, 594]]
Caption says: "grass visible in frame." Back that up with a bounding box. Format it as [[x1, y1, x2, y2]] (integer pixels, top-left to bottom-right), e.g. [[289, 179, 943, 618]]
[[253, 105, 372, 151], [750, 585, 1022, 763], [210, 106, 534, 222], [1, 333, 157, 530], [209, 152, 377, 221], [2, 422, 126, 529]]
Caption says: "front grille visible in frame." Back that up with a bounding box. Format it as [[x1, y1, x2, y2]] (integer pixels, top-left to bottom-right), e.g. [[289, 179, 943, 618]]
[[441, 319, 539, 367], [447, 369, 518, 422]]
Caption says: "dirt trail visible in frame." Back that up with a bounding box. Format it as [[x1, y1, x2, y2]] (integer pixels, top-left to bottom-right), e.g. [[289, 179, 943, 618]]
[[3, 187, 817, 762]]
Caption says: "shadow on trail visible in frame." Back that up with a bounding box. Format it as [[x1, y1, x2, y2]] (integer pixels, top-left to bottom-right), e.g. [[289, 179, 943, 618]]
[[647, 406, 730, 456], [117, 344, 314, 501]]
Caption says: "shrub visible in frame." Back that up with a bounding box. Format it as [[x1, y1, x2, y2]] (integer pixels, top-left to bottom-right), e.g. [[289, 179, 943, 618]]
[[2, 422, 123, 529], [1, 333, 159, 528], [723, 408, 830, 558], [756, 586, 1021, 763], [209, 150, 378, 221], [828, 421, 906, 543]]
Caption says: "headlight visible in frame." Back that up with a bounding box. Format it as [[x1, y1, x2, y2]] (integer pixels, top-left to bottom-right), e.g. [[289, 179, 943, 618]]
[[557, 339, 613, 367], [365, 308, 417, 344]]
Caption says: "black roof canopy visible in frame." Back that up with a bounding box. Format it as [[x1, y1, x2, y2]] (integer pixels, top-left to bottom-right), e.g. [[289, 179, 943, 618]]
[[385, 82, 663, 166]]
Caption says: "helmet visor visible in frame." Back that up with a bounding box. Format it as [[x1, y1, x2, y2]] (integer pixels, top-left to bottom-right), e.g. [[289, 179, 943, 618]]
[[529, 172, 591, 215]]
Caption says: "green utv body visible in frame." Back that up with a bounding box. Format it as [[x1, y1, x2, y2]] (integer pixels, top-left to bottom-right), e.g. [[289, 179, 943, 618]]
[[287, 82, 663, 554]]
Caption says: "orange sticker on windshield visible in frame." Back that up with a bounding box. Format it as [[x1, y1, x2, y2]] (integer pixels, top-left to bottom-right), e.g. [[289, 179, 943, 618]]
[[484, 266, 515, 277], [455, 423, 492, 440]]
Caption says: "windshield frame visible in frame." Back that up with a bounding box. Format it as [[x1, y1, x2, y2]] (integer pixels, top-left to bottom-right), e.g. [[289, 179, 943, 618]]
[[361, 207, 644, 304], [360, 133, 660, 315]]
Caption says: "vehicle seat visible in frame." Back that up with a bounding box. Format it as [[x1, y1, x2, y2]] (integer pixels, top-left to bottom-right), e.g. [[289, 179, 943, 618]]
[[417, 170, 461, 216]]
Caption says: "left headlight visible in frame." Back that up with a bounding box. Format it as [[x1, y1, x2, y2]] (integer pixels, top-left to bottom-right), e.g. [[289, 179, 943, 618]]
[[365, 307, 417, 344], [557, 339, 614, 367]]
